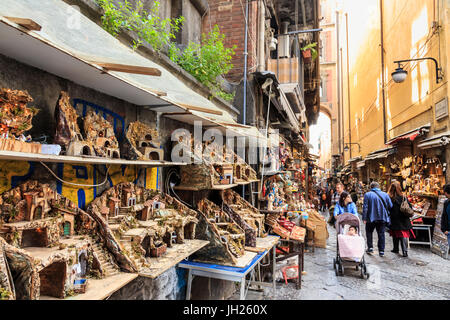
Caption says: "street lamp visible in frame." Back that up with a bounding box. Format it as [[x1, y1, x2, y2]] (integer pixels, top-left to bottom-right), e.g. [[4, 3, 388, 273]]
[[392, 57, 443, 84], [344, 143, 360, 152]]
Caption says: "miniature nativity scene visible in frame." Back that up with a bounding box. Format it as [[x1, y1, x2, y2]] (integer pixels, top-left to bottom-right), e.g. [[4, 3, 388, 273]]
[[0, 180, 129, 300], [192, 198, 246, 265], [174, 133, 257, 190], [121, 121, 163, 161], [221, 189, 267, 247], [87, 182, 199, 274], [0, 88, 60, 155], [54, 91, 120, 158]]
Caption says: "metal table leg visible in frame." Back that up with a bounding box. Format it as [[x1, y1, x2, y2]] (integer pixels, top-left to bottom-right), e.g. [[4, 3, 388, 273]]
[[186, 269, 193, 300], [272, 244, 276, 293], [240, 277, 246, 300]]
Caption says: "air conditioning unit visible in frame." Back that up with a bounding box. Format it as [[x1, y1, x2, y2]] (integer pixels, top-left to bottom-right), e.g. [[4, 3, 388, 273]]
[[278, 21, 290, 58]]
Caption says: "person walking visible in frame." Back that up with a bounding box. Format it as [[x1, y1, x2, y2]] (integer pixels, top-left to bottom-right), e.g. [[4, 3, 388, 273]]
[[334, 191, 359, 217], [388, 181, 414, 257], [320, 188, 328, 212], [441, 184, 450, 248], [362, 181, 393, 257], [329, 182, 345, 224]]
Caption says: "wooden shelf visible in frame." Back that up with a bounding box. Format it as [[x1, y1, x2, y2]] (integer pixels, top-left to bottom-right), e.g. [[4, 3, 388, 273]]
[[139, 239, 209, 279], [235, 180, 259, 185], [174, 184, 238, 191], [61, 272, 138, 300], [0, 150, 186, 167], [412, 192, 439, 199]]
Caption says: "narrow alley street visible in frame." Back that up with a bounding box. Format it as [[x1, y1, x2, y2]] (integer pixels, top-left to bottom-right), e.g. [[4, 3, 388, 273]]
[[259, 211, 450, 300]]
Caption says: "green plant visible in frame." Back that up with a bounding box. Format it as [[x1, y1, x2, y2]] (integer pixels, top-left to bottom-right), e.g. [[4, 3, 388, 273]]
[[301, 42, 318, 61], [0, 288, 12, 300], [170, 25, 236, 101], [96, 0, 184, 51]]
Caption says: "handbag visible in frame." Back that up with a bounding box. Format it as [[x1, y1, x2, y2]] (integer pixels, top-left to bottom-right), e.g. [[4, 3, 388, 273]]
[[400, 196, 414, 217]]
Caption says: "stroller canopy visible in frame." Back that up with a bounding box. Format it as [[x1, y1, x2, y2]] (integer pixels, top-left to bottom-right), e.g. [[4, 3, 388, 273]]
[[335, 213, 361, 234]]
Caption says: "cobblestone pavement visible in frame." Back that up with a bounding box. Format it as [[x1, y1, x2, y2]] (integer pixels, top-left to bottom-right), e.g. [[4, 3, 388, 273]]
[[260, 211, 450, 300]]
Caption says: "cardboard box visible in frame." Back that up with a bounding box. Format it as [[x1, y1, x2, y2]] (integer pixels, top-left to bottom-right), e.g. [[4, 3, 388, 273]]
[[306, 210, 329, 248]]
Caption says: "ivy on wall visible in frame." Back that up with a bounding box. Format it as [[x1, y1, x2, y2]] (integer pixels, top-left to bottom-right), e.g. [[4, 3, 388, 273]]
[[96, 0, 236, 102]]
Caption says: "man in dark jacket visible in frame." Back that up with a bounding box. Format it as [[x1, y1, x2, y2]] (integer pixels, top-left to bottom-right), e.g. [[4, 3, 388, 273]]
[[363, 181, 393, 257], [442, 185, 450, 248]]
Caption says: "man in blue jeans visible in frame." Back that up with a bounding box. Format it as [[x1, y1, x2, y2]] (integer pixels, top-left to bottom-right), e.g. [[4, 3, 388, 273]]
[[362, 182, 393, 257]]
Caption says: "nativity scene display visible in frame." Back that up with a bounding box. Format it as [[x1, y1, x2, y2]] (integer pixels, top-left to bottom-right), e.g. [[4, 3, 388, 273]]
[[191, 198, 245, 265], [0, 88, 60, 155], [54, 91, 120, 158], [121, 121, 163, 161], [87, 182, 198, 273], [0, 180, 125, 300], [173, 134, 257, 190]]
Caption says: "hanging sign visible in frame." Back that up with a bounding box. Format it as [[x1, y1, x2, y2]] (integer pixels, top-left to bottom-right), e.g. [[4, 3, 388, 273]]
[[431, 195, 449, 259]]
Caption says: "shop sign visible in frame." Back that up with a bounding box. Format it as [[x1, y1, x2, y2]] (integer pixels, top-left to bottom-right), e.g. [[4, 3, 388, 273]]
[[431, 195, 449, 259], [435, 97, 448, 121]]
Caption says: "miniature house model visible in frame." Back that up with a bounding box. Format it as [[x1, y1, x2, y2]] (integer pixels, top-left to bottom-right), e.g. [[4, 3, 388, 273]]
[[87, 183, 198, 271], [0, 88, 42, 154], [83, 110, 120, 158], [222, 189, 267, 243], [122, 121, 163, 161], [0, 181, 117, 300], [193, 199, 245, 265], [54, 91, 94, 157]]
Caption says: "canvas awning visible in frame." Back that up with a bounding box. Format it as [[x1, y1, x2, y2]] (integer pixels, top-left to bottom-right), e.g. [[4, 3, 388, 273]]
[[347, 156, 362, 164], [356, 160, 366, 169], [364, 147, 396, 161], [417, 131, 450, 150], [0, 0, 239, 130], [386, 123, 431, 145]]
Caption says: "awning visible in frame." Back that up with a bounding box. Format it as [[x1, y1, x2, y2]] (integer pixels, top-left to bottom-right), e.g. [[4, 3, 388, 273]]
[[386, 123, 431, 145], [356, 160, 366, 169], [0, 0, 239, 129], [347, 156, 362, 164], [364, 147, 396, 161], [417, 131, 450, 149]]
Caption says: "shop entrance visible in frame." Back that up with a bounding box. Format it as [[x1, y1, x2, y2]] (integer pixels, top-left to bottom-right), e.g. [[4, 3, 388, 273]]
[[21, 228, 48, 247], [39, 261, 66, 298]]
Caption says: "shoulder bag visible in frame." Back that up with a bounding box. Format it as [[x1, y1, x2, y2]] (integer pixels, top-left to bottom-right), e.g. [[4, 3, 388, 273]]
[[400, 196, 414, 217]]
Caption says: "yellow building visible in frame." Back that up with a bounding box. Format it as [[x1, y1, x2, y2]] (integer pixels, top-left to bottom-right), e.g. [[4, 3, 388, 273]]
[[338, 0, 450, 183]]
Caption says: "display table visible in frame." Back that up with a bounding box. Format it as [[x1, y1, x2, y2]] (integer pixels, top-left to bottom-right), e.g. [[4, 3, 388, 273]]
[[275, 239, 305, 289], [179, 236, 279, 300], [410, 224, 433, 249]]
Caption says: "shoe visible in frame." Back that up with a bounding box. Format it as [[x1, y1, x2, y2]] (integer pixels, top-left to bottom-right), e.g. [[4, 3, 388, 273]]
[[402, 252, 408, 257], [379, 252, 385, 257], [367, 248, 374, 254], [391, 250, 399, 254]]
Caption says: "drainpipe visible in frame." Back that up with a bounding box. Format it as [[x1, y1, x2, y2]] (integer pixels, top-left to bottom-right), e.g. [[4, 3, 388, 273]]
[[345, 13, 352, 159], [336, 11, 342, 156], [257, 0, 265, 72], [242, 0, 249, 199], [380, 0, 387, 144]]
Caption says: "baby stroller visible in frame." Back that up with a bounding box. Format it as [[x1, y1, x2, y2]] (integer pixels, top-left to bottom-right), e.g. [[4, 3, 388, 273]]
[[333, 213, 369, 279]]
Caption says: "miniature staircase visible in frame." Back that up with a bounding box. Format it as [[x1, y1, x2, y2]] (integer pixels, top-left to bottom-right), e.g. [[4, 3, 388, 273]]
[[91, 242, 120, 277], [120, 239, 147, 271]]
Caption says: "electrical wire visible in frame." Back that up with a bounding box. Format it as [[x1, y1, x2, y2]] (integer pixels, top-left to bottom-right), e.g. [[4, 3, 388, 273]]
[[39, 161, 111, 187], [165, 167, 193, 208]]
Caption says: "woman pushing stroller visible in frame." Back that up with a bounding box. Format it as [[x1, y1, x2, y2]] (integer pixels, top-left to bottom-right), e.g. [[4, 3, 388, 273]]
[[334, 192, 359, 218]]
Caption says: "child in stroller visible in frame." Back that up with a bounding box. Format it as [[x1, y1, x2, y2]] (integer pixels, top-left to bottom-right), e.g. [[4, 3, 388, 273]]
[[333, 213, 369, 279]]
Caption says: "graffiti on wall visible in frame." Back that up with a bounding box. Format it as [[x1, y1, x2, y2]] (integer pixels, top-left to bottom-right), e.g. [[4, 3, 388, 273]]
[[0, 160, 159, 210], [0, 99, 160, 209]]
